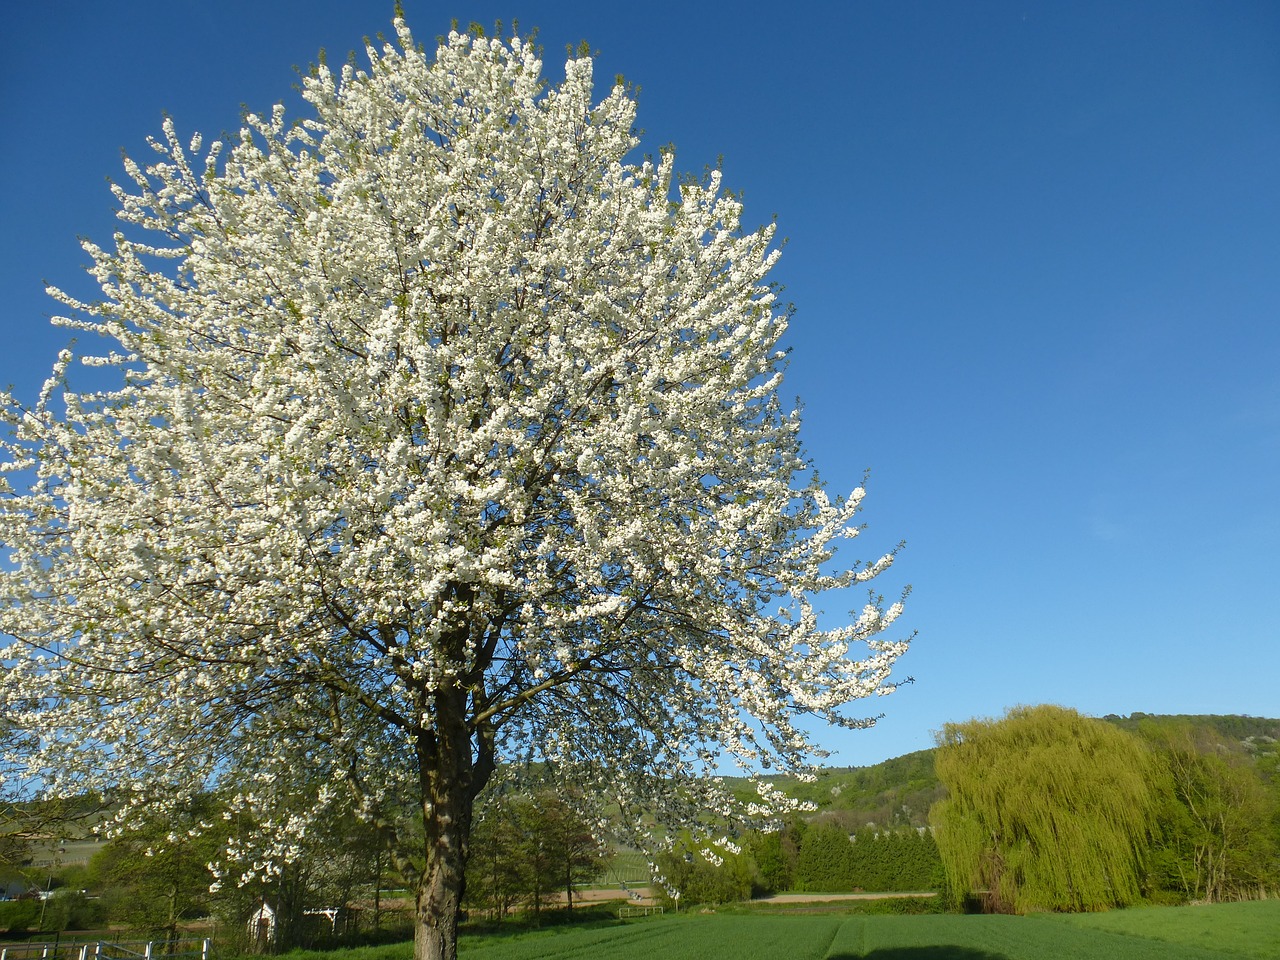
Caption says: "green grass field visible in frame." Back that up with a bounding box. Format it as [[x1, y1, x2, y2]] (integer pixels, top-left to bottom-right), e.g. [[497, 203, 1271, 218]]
[[602, 849, 652, 884], [1044, 899, 1280, 960], [454, 906, 1276, 960], [259, 901, 1278, 960]]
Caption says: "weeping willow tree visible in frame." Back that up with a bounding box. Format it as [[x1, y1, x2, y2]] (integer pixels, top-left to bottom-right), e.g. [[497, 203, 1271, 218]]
[[930, 705, 1158, 913]]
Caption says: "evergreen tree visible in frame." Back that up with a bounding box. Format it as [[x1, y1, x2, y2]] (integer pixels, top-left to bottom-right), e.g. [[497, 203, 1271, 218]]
[[794, 821, 858, 891]]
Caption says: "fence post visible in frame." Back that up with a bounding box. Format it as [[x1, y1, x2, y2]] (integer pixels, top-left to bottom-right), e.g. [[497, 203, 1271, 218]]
[[143, 943, 152, 960], [200, 940, 209, 960]]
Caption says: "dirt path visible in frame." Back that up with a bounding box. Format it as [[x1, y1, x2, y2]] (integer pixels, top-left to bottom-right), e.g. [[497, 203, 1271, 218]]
[[754, 892, 936, 903], [555, 887, 657, 906], [555, 889, 935, 906]]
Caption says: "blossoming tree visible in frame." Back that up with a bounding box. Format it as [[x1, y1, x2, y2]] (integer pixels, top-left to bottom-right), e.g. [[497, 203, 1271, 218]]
[[0, 20, 909, 960]]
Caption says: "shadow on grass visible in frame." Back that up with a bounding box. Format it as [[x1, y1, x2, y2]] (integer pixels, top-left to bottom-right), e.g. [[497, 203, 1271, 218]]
[[830, 950, 1009, 960]]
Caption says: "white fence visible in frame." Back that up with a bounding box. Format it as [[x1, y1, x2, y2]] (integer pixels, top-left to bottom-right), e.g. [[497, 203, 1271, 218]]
[[617, 905, 663, 917], [0, 940, 210, 960]]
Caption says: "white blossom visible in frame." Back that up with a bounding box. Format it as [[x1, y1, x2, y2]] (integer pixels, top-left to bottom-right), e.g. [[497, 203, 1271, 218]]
[[0, 19, 908, 960]]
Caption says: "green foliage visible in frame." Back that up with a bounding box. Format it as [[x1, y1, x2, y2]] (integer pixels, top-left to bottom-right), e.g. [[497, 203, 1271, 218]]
[[464, 788, 609, 921], [654, 838, 759, 907], [87, 796, 228, 937], [1105, 713, 1280, 745], [15, 711, 1272, 943], [35, 889, 108, 932], [0, 790, 106, 892], [467, 802, 528, 920], [1137, 720, 1279, 902], [804, 751, 944, 829], [736, 750, 944, 830], [232, 944, 414, 960], [931, 705, 1159, 914], [0, 888, 106, 934], [724, 715, 1277, 839], [794, 822, 858, 892], [65, 793, 391, 945], [237, 812, 390, 950], [0, 897, 41, 933], [0, 831, 30, 889], [853, 830, 943, 892], [647, 816, 943, 906], [792, 822, 942, 893], [742, 825, 798, 893]]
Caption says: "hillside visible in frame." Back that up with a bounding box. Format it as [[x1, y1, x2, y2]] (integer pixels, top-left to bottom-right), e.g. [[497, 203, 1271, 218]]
[[733, 712, 1280, 831], [1101, 712, 1280, 750], [17, 713, 1279, 866], [787, 749, 942, 829]]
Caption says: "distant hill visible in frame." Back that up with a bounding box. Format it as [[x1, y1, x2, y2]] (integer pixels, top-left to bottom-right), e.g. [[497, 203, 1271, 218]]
[[17, 714, 1279, 861], [730, 713, 1280, 832], [1100, 712, 1280, 747], [786, 748, 943, 829]]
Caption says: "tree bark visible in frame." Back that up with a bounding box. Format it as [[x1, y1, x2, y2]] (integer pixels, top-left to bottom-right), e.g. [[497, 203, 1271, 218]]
[[415, 865, 463, 960], [412, 674, 492, 960], [374, 848, 382, 932]]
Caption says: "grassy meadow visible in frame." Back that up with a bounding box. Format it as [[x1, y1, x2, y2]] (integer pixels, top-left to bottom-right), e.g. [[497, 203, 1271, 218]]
[[1044, 899, 1280, 960], [255, 900, 1278, 960]]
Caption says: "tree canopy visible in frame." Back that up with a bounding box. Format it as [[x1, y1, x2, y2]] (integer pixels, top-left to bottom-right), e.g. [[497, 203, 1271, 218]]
[[0, 18, 908, 960], [931, 705, 1157, 913], [1138, 719, 1279, 902]]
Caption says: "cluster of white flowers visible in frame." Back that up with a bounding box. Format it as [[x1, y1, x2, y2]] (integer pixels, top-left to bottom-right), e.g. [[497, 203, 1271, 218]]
[[0, 16, 908, 926]]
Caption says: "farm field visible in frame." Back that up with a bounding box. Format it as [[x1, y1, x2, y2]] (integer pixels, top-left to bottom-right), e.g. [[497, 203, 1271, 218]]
[[1043, 899, 1280, 960], [451, 907, 1280, 960]]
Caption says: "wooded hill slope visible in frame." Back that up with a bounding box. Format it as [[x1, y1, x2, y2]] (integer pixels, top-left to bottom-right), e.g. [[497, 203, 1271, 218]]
[[733, 713, 1280, 832]]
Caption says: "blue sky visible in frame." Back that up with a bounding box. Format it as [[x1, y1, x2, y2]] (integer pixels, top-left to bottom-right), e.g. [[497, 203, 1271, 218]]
[[2, 1, 1277, 766]]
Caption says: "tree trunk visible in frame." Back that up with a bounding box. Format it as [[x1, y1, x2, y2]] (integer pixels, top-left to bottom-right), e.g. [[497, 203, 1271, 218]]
[[531, 852, 542, 924], [413, 758, 471, 960], [411, 675, 493, 960], [374, 848, 382, 932], [414, 864, 463, 960]]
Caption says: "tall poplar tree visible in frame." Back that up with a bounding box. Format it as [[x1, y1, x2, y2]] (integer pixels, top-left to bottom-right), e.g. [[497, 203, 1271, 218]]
[[0, 18, 910, 960]]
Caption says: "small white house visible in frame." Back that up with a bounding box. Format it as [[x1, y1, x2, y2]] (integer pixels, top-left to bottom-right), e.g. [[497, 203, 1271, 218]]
[[248, 901, 276, 946]]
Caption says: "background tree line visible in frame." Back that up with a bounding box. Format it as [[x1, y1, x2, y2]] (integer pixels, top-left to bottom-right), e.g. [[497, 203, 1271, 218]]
[[462, 787, 610, 922], [652, 820, 944, 906], [0, 785, 607, 947], [4, 710, 1274, 937], [931, 705, 1280, 914], [629, 709, 1280, 911], [0, 797, 389, 948]]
